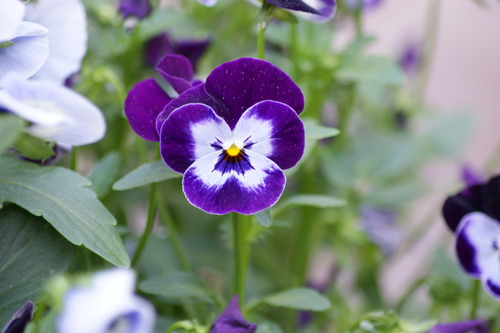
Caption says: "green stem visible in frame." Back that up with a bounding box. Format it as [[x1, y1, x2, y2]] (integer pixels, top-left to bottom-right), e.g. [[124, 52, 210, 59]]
[[257, 2, 271, 59], [156, 191, 191, 272], [353, 0, 363, 37], [232, 213, 250, 306], [289, 23, 300, 79], [131, 182, 157, 267], [470, 279, 481, 319], [70, 147, 78, 172]]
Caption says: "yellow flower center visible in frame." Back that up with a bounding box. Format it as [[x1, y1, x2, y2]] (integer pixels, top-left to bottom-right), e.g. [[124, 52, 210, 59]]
[[226, 144, 241, 157]]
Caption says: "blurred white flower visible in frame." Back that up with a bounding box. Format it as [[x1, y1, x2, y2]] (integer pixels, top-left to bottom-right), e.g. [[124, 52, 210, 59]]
[[0, 0, 87, 87], [25, 0, 88, 84], [0, 76, 105, 147], [56, 269, 155, 333], [0, 0, 49, 87]]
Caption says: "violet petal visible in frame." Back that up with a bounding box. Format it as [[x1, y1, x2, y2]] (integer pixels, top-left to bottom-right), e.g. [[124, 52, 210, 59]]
[[155, 54, 194, 95], [183, 148, 286, 215], [455, 212, 500, 278], [1, 301, 34, 333], [124, 78, 171, 141], [160, 103, 231, 173], [205, 57, 304, 129], [156, 83, 219, 134], [430, 319, 489, 333], [233, 100, 305, 170], [210, 296, 257, 333]]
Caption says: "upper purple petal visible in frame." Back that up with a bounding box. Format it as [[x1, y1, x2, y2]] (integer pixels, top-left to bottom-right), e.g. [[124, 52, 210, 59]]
[[156, 83, 220, 134], [264, 0, 321, 14], [210, 296, 257, 333], [430, 320, 489, 333], [156, 54, 194, 95], [118, 0, 152, 19], [233, 100, 305, 170], [124, 78, 171, 141], [442, 174, 500, 232], [205, 58, 304, 129]]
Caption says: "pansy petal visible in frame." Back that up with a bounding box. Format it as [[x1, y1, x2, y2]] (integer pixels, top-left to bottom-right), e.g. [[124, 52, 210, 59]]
[[118, 0, 152, 19], [156, 54, 194, 94], [442, 194, 477, 232], [26, 0, 87, 84], [124, 78, 171, 141], [455, 212, 500, 278], [210, 296, 257, 333], [156, 83, 219, 134], [234, 100, 305, 170], [296, 0, 336, 22], [0, 0, 25, 42], [0, 22, 49, 87], [485, 175, 500, 220], [198, 0, 218, 7], [183, 149, 286, 215], [1, 76, 105, 146], [160, 103, 232, 173], [264, 0, 321, 15], [205, 58, 304, 128], [430, 320, 489, 333]]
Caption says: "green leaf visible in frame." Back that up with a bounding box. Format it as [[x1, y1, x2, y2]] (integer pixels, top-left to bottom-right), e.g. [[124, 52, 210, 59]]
[[139, 272, 214, 303], [87, 151, 121, 198], [0, 206, 75, 328], [113, 160, 181, 191], [336, 55, 406, 86], [273, 194, 345, 215], [254, 209, 272, 228], [303, 118, 340, 141], [0, 115, 23, 155], [11, 132, 55, 161], [262, 288, 331, 311], [0, 157, 130, 267]]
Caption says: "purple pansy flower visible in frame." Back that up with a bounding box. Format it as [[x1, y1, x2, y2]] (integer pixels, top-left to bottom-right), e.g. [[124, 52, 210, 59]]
[[455, 212, 500, 299], [124, 53, 204, 141], [210, 296, 257, 333], [145, 33, 211, 69], [265, 0, 336, 21], [118, 0, 152, 19], [1, 301, 34, 333], [430, 319, 489, 333], [157, 58, 305, 215], [442, 174, 500, 232]]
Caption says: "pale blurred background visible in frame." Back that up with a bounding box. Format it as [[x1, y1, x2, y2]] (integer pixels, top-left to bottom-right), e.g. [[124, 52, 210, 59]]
[[336, 0, 500, 303]]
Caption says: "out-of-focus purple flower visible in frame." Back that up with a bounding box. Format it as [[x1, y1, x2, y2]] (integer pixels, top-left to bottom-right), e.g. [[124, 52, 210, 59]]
[[209, 296, 257, 333], [158, 58, 305, 215], [57, 269, 155, 333], [124, 53, 202, 142], [1, 301, 34, 333], [0, 75, 106, 147], [145, 33, 211, 70], [359, 206, 401, 256], [0, 0, 49, 87], [455, 212, 500, 299], [265, 0, 336, 22], [118, 0, 152, 19], [398, 42, 422, 76], [442, 174, 500, 232], [25, 0, 88, 85], [430, 319, 489, 333], [461, 165, 484, 188], [198, 0, 218, 7]]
